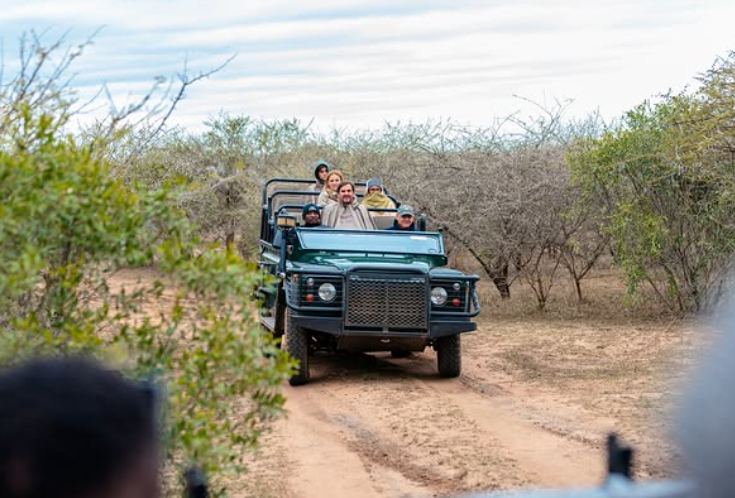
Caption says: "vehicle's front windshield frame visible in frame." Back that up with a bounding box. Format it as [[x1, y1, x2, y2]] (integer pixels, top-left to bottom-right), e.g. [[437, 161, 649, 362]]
[[295, 229, 445, 256]]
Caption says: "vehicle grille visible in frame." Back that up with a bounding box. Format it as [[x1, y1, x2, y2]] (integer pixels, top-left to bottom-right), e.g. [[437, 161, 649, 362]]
[[345, 273, 428, 329]]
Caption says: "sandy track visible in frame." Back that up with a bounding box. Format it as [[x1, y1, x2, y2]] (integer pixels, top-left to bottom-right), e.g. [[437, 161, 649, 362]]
[[104, 269, 687, 497], [267, 348, 608, 498]]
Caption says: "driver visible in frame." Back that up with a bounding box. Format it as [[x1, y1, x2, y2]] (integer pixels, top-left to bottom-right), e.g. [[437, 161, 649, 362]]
[[385, 205, 417, 231], [322, 182, 377, 230]]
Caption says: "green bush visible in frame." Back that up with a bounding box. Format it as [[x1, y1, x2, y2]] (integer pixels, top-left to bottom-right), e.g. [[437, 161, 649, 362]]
[[569, 90, 735, 312], [0, 108, 294, 495]]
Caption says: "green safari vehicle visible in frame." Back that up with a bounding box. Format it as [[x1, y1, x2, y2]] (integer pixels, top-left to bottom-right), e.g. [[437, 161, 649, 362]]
[[257, 178, 480, 385]]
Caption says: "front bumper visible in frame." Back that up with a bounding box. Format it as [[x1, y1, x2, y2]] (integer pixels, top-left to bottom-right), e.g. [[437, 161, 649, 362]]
[[284, 269, 481, 341], [291, 314, 477, 338]]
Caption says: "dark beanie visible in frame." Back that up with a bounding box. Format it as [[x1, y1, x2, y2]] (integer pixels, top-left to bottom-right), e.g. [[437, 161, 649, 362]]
[[302, 203, 320, 217]]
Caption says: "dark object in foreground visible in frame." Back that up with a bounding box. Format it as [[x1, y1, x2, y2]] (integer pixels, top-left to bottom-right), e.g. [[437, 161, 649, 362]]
[[183, 466, 208, 498], [606, 433, 633, 479], [0, 357, 159, 498]]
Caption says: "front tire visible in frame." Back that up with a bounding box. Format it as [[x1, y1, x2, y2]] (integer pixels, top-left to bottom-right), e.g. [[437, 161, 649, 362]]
[[273, 285, 286, 339], [436, 334, 461, 378], [283, 310, 310, 385]]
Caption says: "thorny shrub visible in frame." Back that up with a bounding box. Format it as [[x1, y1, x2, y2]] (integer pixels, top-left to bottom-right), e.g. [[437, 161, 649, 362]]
[[0, 99, 293, 497]]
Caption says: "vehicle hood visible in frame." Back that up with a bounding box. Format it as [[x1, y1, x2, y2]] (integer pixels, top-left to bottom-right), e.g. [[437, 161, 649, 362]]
[[291, 253, 448, 274]]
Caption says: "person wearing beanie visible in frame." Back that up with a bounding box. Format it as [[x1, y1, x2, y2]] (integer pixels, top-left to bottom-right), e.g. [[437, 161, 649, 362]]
[[317, 170, 344, 207], [309, 160, 332, 192], [385, 205, 417, 231], [301, 203, 326, 228], [362, 178, 396, 210]]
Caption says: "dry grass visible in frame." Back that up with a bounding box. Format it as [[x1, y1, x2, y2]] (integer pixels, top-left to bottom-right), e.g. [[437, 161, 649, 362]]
[[459, 263, 713, 479], [466, 313, 703, 478], [452, 253, 671, 321]]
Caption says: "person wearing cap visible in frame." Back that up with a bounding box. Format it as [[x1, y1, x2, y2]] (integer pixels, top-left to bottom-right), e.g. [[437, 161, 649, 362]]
[[362, 178, 396, 211], [322, 181, 377, 230], [309, 160, 332, 192], [385, 205, 417, 231], [301, 203, 326, 228]]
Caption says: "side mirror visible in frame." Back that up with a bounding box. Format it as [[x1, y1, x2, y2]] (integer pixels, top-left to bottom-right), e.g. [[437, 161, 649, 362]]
[[277, 213, 297, 230]]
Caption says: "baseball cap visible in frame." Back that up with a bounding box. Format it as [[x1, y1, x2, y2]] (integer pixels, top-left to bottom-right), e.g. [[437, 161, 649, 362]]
[[397, 205, 415, 217]]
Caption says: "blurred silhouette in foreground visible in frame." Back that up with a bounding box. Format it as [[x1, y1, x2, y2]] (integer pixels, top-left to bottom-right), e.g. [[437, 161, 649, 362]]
[[0, 357, 160, 498], [676, 301, 735, 498]]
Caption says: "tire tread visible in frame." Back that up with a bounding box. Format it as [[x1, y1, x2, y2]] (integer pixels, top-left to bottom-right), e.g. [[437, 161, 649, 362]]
[[437, 335, 461, 378], [284, 310, 309, 385]]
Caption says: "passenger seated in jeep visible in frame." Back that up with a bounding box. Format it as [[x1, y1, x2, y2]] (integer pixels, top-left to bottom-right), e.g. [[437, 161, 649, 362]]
[[309, 160, 331, 192], [302, 203, 327, 228], [317, 170, 343, 207], [362, 178, 396, 211], [385, 205, 417, 231], [322, 181, 377, 230]]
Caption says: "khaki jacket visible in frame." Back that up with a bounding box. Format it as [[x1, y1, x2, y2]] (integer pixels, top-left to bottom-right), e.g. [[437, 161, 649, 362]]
[[322, 203, 377, 230]]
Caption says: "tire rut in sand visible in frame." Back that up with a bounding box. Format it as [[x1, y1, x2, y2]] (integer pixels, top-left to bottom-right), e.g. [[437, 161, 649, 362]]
[[278, 350, 606, 497], [421, 376, 606, 488], [282, 384, 432, 498], [305, 354, 531, 492], [334, 412, 463, 494]]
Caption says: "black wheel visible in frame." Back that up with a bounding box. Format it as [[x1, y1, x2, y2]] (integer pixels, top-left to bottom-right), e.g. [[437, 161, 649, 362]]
[[283, 309, 309, 385], [436, 334, 461, 378], [390, 349, 411, 358]]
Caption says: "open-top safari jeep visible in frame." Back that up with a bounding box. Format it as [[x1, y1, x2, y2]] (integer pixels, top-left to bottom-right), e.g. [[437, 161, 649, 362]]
[[257, 178, 480, 385]]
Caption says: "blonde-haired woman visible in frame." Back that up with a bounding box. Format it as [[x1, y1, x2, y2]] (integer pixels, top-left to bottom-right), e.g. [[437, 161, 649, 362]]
[[317, 170, 344, 207]]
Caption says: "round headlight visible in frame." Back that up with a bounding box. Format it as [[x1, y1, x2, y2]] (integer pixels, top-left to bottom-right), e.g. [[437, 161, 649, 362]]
[[431, 287, 448, 306], [318, 283, 337, 302]]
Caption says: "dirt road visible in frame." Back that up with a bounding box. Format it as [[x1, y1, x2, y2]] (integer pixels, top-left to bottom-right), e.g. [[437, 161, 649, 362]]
[[103, 269, 691, 497], [242, 316, 690, 497], [276, 352, 603, 498]]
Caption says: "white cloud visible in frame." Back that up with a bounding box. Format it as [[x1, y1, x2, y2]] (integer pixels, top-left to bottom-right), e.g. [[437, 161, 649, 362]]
[[2, 0, 734, 132], [0, 0, 436, 29]]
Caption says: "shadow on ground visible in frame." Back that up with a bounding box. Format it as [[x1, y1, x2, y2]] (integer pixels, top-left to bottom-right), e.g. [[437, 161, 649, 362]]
[[305, 350, 444, 385]]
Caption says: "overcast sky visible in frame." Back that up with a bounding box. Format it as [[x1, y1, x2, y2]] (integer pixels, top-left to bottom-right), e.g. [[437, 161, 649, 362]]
[[1, 0, 734, 132]]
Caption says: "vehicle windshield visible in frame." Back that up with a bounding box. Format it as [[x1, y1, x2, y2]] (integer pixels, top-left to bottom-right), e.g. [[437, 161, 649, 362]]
[[297, 230, 443, 255]]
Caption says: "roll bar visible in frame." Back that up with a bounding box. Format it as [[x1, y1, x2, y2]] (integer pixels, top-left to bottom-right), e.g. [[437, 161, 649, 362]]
[[261, 177, 394, 206], [267, 190, 400, 219]]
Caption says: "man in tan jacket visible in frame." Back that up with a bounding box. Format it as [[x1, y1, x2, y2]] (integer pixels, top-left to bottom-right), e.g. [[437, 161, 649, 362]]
[[322, 181, 377, 230]]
